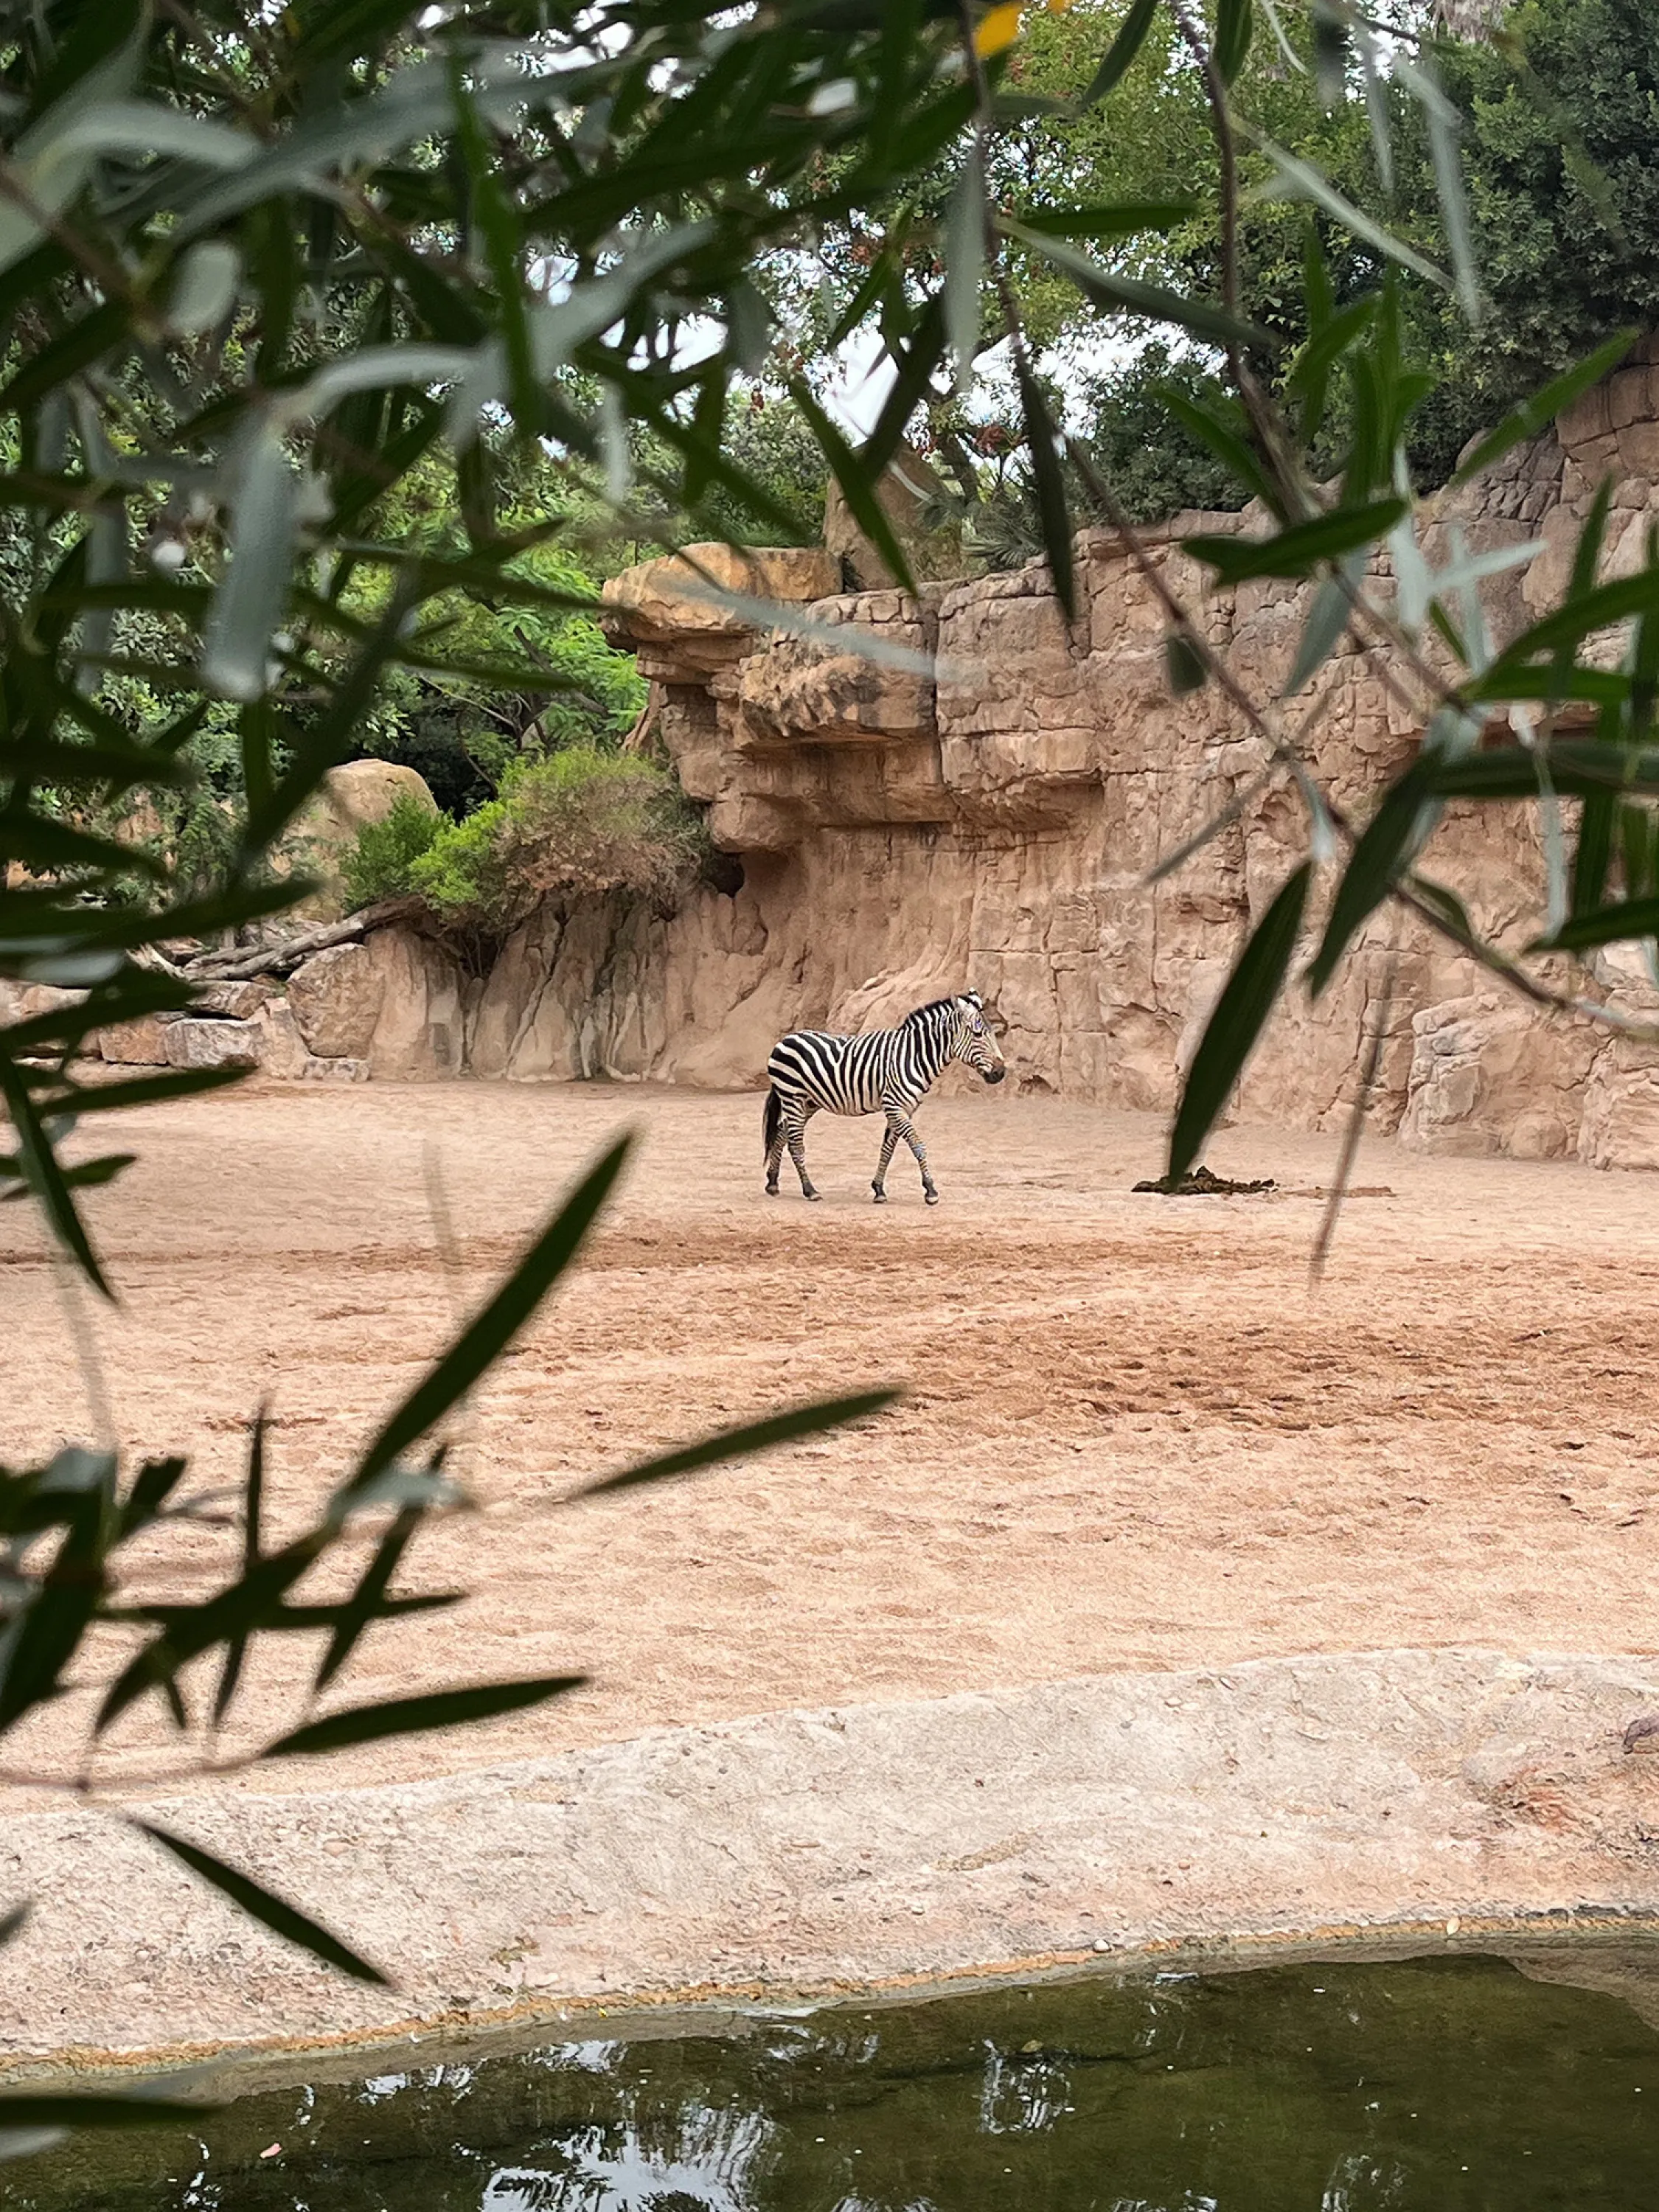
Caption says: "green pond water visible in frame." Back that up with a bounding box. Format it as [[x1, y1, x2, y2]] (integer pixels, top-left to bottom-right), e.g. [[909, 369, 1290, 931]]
[[13, 1949, 1659, 2211]]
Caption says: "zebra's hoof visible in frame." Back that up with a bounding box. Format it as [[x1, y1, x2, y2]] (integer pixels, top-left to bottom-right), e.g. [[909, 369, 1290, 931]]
[[765, 1183, 779, 1197], [804, 1190, 821, 1203], [925, 1189, 940, 1207], [872, 1186, 887, 1204]]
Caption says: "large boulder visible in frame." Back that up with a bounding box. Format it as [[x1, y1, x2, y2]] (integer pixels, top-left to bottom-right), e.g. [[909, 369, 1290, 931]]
[[282, 760, 438, 922], [823, 441, 962, 590], [287, 941, 386, 1059]]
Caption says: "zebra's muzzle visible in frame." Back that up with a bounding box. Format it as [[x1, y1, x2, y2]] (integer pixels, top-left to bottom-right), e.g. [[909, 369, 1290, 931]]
[[982, 1064, 1006, 1084]]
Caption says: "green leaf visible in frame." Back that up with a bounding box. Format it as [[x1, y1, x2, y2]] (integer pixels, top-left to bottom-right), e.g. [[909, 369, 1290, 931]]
[[1453, 336, 1638, 490], [1013, 349, 1075, 622], [1168, 863, 1310, 1183], [1479, 566, 1659, 688], [944, 139, 984, 397], [264, 1675, 587, 1756], [213, 1412, 267, 1727], [1306, 762, 1440, 997], [1425, 742, 1659, 800], [788, 380, 919, 596], [1082, 0, 1161, 105], [0, 1055, 108, 1295], [1283, 562, 1359, 695], [314, 1504, 422, 1691], [1165, 632, 1209, 695], [1532, 894, 1659, 953], [1215, 0, 1253, 86], [353, 1135, 632, 1487], [1014, 201, 1194, 240], [1184, 498, 1406, 585], [0, 2094, 218, 2129], [568, 1390, 900, 1500], [117, 1457, 189, 1539], [1157, 383, 1284, 518], [1251, 139, 1452, 293], [131, 1820, 389, 1986], [200, 424, 297, 702], [1004, 220, 1271, 352]]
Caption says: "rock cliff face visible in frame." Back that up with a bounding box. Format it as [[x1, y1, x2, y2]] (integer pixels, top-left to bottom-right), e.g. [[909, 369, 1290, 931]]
[[142, 351, 1659, 1167]]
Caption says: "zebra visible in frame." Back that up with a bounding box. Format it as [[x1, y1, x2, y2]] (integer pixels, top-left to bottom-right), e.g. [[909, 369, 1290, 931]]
[[762, 991, 1006, 1206]]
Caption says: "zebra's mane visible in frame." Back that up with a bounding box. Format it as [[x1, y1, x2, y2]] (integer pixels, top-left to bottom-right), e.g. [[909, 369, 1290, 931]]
[[902, 993, 972, 1026]]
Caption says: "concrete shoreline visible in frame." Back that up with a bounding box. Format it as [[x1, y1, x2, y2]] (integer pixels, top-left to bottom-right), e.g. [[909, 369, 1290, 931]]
[[7, 1646, 1659, 2081]]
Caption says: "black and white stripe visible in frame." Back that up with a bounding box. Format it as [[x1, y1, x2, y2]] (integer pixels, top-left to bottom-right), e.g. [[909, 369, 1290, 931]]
[[762, 991, 1006, 1205]]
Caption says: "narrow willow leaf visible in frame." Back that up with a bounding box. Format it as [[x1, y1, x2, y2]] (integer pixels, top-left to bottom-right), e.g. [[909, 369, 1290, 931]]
[[354, 1136, 633, 1486], [201, 425, 297, 703], [1082, 0, 1161, 105], [1184, 498, 1405, 584], [0, 27, 145, 274], [1480, 566, 1659, 686], [568, 1390, 900, 1501], [944, 140, 984, 397], [1166, 631, 1209, 695], [1311, 0, 1348, 110], [166, 240, 242, 336], [0, 1904, 29, 1947], [265, 1675, 587, 1756], [131, 1820, 389, 1985], [1004, 220, 1270, 351], [314, 1506, 421, 1691], [1168, 863, 1311, 1183], [0, 1057, 108, 1295], [1013, 351, 1075, 622], [212, 1411, 266, 1727], [1284, 564, 1357, 695], [1307, 763, 1441, 997], [1015, 201, 1194, 240], [1394, 55, 1480, 323], [1451, 331, 1639, 487], [1215, 0, 1253, 86], [1158, 383, 1284, 516], [0, 2095, 218, 2128], [789, 381, 919, 595], [1426, 744, 1659, 799], [1356, 27, 1393, 195], [1252, 140, 1451, 293], [1534, 894, 1659, 953]]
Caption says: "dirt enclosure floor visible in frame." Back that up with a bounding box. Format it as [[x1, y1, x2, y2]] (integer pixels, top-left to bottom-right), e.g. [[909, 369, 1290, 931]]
[[5, 1078, 1659, 1804]]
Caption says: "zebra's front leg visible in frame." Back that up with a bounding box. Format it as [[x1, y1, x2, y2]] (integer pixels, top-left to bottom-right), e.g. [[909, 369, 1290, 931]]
[[786, 1102, 821, 1201], [871, 1123, 900, 1203], [885, 1105, 938, 1206]]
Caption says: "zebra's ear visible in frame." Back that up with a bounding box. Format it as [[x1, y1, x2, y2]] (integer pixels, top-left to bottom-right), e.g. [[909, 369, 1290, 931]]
[[961, 990, 983, 1010]]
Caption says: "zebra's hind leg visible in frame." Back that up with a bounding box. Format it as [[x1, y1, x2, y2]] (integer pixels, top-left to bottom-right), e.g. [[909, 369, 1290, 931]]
[[765, 1128, 786, 1197], [885, 1105, 938, 1205], [872, 1123, 900, 1203], [786, 1102, 821, 1200]]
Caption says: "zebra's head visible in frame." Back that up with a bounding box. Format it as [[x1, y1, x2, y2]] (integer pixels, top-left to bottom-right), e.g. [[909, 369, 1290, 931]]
[[951, 991, 1006, 1084]]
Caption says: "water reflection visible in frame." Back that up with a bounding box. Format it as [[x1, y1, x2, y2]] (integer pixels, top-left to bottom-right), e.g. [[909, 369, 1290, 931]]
[[13, 1949, 1659, 2212]]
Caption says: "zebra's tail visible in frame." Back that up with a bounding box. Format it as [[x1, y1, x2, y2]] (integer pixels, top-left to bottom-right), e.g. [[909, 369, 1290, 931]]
[[762, 1084, 782, 1161]]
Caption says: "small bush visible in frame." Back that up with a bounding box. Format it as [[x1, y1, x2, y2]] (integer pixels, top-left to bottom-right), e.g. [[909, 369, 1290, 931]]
[[341, 790, 445, 910], [403, 748, 707, 938]]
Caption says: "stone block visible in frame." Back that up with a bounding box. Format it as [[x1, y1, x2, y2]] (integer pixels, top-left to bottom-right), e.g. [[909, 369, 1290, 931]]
[[163, 1018, 263, 1071], [300, 1056, 370, 1082], [195, 978, 271, 1020], [97, 1016, 171, 1065]]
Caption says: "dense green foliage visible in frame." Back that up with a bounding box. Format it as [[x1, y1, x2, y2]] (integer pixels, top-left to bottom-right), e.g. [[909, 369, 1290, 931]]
[[342, 748, 707, 936]]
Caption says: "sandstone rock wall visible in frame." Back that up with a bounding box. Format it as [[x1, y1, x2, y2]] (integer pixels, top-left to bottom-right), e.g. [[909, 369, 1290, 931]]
[[79, 348, 1659, 1169]]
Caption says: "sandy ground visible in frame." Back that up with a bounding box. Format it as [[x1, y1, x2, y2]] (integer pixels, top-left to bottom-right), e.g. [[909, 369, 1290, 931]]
[[4, 1077, 1659, 1802]]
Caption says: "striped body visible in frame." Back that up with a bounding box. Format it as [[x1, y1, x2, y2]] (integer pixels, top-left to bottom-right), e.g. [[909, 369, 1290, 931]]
[[763, 992, 1004, 1206]]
